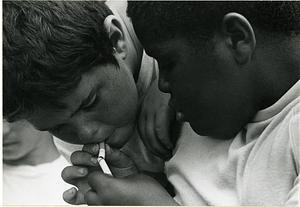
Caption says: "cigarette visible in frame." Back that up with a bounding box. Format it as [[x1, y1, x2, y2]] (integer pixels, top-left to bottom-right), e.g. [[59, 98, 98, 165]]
[[97, 142, 113, 176]]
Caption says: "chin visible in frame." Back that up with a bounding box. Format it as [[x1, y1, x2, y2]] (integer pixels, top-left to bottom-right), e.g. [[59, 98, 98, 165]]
[[107, 127, 134, 149], [189, 121, 207, 136], [190, 121, 219, 138], [191, 122, 236, 140], [3, 152, 28, 163], [108, 141, 126, 149]]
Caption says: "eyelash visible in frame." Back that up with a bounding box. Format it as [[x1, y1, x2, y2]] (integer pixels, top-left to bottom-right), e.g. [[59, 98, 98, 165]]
[[82, 94, 98, 111]]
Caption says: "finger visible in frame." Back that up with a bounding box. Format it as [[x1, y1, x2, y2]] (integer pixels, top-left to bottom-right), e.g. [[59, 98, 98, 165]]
[[155, 105, 174, 150], [84, 189, 103, 205], [137, 110, 147, 145], [82, 143, 99, 155], [138, 113, 154, 155], [87, 171, 112, 193], [70, 150, 99, 166], [61, 166, 88, 185], [63, 187, 86, 205], [146, 113, 170, 158]]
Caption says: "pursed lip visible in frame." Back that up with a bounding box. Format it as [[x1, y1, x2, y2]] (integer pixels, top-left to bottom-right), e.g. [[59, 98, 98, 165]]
[[87, 129, 116, 146]]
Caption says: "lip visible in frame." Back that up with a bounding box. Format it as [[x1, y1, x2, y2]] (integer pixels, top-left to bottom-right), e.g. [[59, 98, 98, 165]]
[[105, 136, 123, 149], [89, 129, 116, 146]]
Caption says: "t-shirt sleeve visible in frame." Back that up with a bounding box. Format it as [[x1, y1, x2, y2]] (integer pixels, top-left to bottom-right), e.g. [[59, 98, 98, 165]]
[[285, 111, 300, 205], [285, 176, 299, 206]]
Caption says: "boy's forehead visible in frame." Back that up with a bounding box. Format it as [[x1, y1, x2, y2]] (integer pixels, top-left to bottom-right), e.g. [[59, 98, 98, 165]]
[[143, 37, 190, 58]]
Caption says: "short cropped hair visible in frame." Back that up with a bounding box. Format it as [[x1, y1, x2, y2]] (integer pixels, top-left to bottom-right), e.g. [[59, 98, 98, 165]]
[[4, 1, 116, 121], [127, 1, 300, 43]]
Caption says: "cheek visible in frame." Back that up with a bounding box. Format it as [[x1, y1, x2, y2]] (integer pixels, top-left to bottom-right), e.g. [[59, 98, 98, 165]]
[[101, 72, 138, 124]]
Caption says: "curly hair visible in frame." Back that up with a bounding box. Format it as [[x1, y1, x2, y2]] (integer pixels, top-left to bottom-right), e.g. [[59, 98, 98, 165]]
[[127, 1, 300, 44], [4, 1, 117, 121]]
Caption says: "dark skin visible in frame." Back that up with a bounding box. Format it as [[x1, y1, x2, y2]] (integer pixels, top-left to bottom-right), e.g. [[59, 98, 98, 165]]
[[65, 13, 300, 205], [141, 13, 300, 140]]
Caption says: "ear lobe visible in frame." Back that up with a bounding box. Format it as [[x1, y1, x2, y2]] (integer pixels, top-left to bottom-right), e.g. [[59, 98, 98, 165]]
[[222, 12, 256, 65], [103, 15, 127, 59]]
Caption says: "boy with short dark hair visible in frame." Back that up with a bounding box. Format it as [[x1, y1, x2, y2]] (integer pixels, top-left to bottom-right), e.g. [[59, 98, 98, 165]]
[[3, 0, 177, 205], [62, 1, 299, 205]]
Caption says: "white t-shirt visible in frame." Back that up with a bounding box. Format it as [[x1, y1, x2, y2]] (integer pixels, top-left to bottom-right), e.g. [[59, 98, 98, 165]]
[[166, 80, 300, 205], [3, 155, 72, 205]]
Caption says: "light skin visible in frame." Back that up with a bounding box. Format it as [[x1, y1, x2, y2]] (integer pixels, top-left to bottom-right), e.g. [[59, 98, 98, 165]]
[[29, 15, 172, 151], [29, 15, 140, 148], [30, 57, 139, 148], [3, 119, 59, 166], [72, 12, 300, 205], [22, 14, 172, 204]]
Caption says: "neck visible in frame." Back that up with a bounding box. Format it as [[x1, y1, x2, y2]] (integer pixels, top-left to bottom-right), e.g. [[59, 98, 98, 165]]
[[5, 135, 60, 166], [254, 36, 300, 110]]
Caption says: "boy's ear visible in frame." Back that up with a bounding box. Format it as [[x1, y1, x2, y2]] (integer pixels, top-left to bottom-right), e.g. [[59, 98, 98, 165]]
[[221, 12, 256, 65], [104, 15, 127, 59]]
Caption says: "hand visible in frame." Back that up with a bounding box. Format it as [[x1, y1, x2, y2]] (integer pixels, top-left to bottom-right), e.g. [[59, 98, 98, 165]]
[[62, 144, 138, 205], [85, 172, 178, 205], [62, 165, 91, 205], [138, 78, 176, 160]]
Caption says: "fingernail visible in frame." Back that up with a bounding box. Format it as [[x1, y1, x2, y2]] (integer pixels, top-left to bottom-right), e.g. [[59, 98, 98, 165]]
[[79, 168, 87, 175], [91, 157, 98, 165], [67, 187, 76, 195]]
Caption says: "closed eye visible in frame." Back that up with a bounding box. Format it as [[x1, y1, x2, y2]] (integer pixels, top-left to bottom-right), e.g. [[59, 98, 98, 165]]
[[81, 93, 97, 110]]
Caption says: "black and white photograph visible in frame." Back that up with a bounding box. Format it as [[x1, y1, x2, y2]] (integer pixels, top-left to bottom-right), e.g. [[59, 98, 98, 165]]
[[2, 0, 300, 205]]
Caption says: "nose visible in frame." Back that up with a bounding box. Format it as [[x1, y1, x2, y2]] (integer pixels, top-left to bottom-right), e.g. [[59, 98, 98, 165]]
[[71, 117, 98, 142], [158, 75, 171, 93], [77, 124, 96, 140]]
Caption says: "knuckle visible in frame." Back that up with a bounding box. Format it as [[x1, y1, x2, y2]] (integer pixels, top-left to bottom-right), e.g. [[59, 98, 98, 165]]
[[83, 144, 99, 155]]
